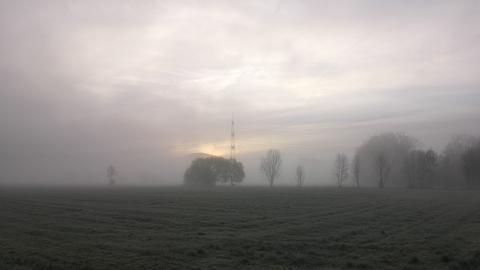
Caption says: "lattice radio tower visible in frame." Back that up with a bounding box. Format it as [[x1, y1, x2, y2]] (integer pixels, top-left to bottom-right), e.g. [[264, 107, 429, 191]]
[[230, 113, 236, 161]]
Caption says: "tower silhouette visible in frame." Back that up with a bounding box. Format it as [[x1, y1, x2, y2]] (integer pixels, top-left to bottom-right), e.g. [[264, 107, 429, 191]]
[[229, 113, 236, 186], [230, 113, 236, 161]]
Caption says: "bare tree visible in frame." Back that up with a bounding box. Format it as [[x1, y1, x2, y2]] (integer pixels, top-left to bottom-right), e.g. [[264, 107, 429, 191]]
[[295, 165, 306, 187], [423, 149, 438, 188], [107, 165, 117, 186], [357, 132, 416, 187], [352, 153, 360, 188], [403, 151, 418, 188], [260, 149, 282, 187], [462, 142, 480, 188], [375, 153, 390, 188], [404, 149, 438, 189], [334, 153, 349, 187], [441, 135, 479, 188]]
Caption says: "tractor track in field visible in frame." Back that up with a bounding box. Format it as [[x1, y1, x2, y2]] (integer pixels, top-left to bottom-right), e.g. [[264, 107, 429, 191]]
[[2, 187, 480, 270]]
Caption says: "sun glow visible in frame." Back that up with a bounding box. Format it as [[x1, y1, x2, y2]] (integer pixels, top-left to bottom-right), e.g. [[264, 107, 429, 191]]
[[194, 143, 227, 157]]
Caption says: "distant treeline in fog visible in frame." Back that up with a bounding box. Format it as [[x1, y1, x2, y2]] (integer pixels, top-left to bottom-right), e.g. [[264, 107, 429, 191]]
[[352, 132, 480, 189], [184, 132, 480, 189]]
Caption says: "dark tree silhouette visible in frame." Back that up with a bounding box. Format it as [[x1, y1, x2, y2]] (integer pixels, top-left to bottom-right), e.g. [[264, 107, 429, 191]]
[[184, 157, 245, 187], [403, 149, 437, 189], [404, 150, 418, 188], [357, 132, 416, 187], [375, 153, 390, 188], [334, 153, 349, 187], [440, 135, 479, 188], [223, 159, 245, 186], [107, 165, 117, 186], [423, 149, 438, 188], [295, 165, 306, 187], [462, 142, 480, 188], [260, 149, 282, 187], [352, 153, 360, 188]]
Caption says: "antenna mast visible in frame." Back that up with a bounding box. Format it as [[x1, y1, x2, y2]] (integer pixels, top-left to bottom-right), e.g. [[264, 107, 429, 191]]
[[230, 113, 236, 161], [229, 113, 236, 186]]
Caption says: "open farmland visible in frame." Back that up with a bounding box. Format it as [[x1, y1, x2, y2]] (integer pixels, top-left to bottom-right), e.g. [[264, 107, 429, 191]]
[[1, 187, 480, 270]]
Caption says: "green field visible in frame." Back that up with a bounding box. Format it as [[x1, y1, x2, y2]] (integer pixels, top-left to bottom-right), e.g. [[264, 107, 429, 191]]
[[1, 187, 480, 270]]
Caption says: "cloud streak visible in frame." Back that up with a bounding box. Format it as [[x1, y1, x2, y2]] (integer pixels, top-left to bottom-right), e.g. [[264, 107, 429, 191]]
[[0, 0, 479, 185]]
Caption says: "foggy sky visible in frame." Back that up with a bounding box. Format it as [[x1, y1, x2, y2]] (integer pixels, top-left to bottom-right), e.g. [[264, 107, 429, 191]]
[[1, 0, 480, 185]]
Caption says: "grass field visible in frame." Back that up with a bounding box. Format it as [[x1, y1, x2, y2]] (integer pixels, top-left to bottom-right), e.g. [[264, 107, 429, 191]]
[[1, 187, 480, 270]]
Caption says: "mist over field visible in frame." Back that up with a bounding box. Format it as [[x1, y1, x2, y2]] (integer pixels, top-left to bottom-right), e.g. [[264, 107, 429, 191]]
[[3, 2, 480, 269], [1, 0, 480, 186]]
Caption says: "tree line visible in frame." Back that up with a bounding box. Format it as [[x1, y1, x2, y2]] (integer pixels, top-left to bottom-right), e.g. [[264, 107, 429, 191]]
[[335, 133, 480, 189], [184, 132, 480, 189]]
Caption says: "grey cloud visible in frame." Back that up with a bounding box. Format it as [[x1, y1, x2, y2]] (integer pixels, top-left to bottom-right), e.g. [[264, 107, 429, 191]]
[[0, 0, 479, 185]]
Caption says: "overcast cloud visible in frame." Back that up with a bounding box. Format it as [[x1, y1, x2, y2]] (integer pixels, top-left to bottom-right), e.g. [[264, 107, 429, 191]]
[[1, 0, 479, 185]]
